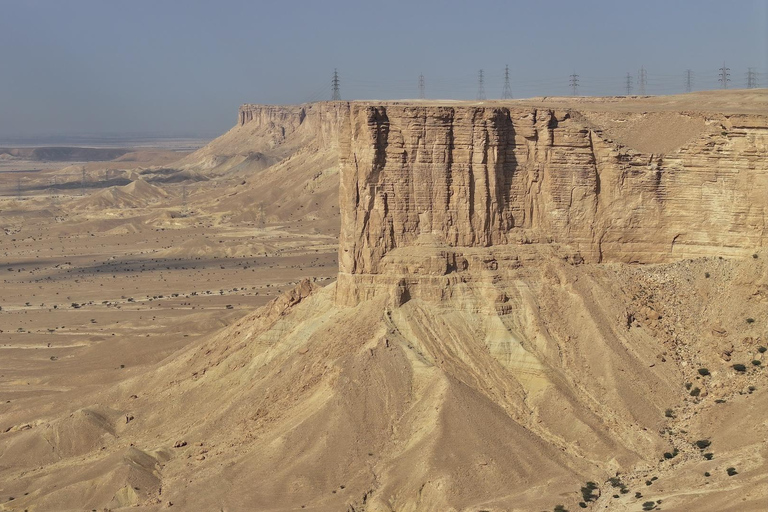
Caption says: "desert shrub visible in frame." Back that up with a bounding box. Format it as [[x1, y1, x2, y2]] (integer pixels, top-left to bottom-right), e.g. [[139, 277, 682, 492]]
[[695, 439, 711, 449], [620, 487, 630, 494], [690, 387, 701, 396], [635, 492, 643, 498], [726, 467, 738, 476], [608, 477, 623, 487], [733, 364, 747, 372], [758, 346, 767, 354], [645, 480, 652, 486], [698, 368, 710, 376], [664, 409, 675, 418], [704, 472, 711, 477], [553, 506, 568, 512], [704, 452, 714, 460], [705, 272, 710, 278], [580, 481, 599, 502], [663, 448, 679, 459], [643, 501, 656, 511], [578, 503, 587, 509], [746, 318, 755, 324], [753, 253, 759, 258], [685, 382, 692, 390], [751, 359, 761, 366]]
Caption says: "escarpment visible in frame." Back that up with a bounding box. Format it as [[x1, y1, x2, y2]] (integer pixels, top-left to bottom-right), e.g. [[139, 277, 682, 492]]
[[335, 101, 767, 305]]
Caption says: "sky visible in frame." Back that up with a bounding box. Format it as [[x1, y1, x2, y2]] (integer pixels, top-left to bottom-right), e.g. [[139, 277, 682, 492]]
[[0, 0, 766, 139]]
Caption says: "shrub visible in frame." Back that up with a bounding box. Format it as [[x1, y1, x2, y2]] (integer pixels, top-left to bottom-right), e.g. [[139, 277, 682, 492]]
[[578, 503, 587, 509], [580, 481, 599, 502], [733, 364, 747, 372], [643, 501, 656, 511], [705, 272, 710, 278], [704, 452, 714, 460], [704, 472, 711, 477], [635, 492, 643, 498], [690, 387, 701, 397], [645, 480, 652, 486], [663, 448, 679, 459], [746, 318, 755, 324], [664, 409, 675, 418], [753, 253, 759, 258], [758, 346, 767, 354], [726, 467, 738, 476], [698, 368, 710, 376], [685, 382, 692, 390], [553, 506, 568, 512], [695, 439, 711, 449], [608, 477, 623, 487], [752, 360, 761, 366]]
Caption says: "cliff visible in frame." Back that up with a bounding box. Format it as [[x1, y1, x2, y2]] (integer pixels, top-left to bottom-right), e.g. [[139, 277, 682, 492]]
[[336, 98, 768, 304]]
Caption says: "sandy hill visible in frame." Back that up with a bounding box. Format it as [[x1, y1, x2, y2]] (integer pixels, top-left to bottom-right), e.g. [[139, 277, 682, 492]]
[[1, 91, 766, 511], [72, 179, 170, 210]]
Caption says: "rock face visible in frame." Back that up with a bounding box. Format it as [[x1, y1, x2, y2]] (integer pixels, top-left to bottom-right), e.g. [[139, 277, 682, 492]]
[[336, 102, 767, 304]]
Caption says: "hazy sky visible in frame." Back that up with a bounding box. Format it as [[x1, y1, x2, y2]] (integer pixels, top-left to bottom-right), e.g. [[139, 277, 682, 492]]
[[1, 0, 766, 138]]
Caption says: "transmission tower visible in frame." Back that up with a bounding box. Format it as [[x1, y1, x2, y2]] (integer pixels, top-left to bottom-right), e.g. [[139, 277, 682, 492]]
[[625, 72, 633, 95], [718, 62, 730, 89], [746, 67, 759, 89], [331, 69, 341, 100], [477, 69, 486, 101], [637, 66, 647, 95], [685, 69, 694, 93], [569, 71, 579, 96], [502, 65, 513, 99], [418, 74, 425, 99]]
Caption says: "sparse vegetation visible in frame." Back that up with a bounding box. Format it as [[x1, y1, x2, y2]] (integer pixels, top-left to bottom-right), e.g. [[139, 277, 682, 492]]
[[690, 387, 701, 396], [580, 481, 599, 503], [746, 318, 755, 324], [553, 506, 568, 512], [704, 472, 711, 477], [726, 467, 738, 476], [643, 501, 656, 511], [697, 368, 710, 376], [758, 346, 767, 354], [704, 452, 714, 460], [751, 359, 761, 366], [732, 364, 747, 372], [664, 409, 675, 418], [695, 439, 711, 449]]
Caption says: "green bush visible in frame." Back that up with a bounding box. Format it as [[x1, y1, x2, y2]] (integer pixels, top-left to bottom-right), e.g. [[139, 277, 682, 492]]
[[664, 409, 675, 418], [752, 360, 761, 366], [695, 439, 711, 449], [704, 472, 711, 477], [553, 506, 568, 512], [704, 452, 714, 460], [746, 318, 755, 324], [580, 481, 599, 502], [643, 501, 656, 511], [758, 346, 767, 354], [727, 467, 738, 476], [733, 364, 747, 372], [698, 368, 710, 376], [690, 387, 701, 396]]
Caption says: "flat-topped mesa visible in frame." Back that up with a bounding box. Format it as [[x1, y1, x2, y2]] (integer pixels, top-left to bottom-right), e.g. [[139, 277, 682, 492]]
[[238, 103, 348, 150], [335, 103, 767, 306]]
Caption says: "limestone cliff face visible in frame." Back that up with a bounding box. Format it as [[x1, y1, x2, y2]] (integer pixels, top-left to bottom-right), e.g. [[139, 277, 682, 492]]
[[337, 104, 767, 289]]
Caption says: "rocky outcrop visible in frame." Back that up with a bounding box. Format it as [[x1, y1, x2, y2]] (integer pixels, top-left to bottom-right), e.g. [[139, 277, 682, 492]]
[[336, 103, 767, 304]]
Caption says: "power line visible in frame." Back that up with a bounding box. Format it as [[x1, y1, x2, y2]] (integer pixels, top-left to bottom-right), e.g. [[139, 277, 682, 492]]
[[331, 69, 341, 101], [638, 66, 647, 95], [746, 67, 759, 88], [625, 72, 633, 95], [718, 61, 730, 89], [477, 69, 486, 100], [418, 73, 425, 99], [502, 65, 513, 99], [569, 70, 579, 96], [685, 69, 694, 93]]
